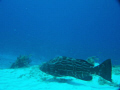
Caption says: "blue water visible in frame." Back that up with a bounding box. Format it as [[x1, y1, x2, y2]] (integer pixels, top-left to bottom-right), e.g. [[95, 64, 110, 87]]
[[0, 0, 120, 65]]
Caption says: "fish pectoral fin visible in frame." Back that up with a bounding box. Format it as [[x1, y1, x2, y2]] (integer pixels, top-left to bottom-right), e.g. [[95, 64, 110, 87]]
[[76, 76, 93, 81]]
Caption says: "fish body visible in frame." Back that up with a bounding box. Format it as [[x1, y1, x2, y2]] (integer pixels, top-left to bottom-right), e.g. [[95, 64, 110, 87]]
[[40, 56, 112, 82]]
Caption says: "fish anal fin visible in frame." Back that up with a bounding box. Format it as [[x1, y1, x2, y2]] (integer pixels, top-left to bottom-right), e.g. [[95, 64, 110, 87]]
[[75, 75, 92, 81], [80, 76, 92, 81]]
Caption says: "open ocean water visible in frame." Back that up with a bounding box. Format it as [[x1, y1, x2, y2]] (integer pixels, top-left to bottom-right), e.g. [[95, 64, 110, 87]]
[[0, 1, 120, 90], [0, 0, 120, 67]]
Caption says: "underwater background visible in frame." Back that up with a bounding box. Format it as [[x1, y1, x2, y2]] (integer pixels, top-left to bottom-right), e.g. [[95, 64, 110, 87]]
[[0, 0, 120, 66]]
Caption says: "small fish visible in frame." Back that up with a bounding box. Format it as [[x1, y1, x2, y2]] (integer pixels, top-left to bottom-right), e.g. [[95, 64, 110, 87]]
[[40, 56, 112, 82]]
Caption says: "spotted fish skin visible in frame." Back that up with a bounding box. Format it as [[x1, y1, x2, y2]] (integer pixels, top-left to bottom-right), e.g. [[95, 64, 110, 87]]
[[40, 56, 112, 82]]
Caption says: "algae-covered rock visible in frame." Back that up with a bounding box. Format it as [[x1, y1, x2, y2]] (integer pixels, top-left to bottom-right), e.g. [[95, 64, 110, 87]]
[[86, 56, 99, 66], [112, 65, 120, 75], [10, 55, 32, 69]]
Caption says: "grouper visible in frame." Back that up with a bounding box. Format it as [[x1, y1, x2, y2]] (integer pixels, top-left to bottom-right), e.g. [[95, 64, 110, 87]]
[[40, 56, 112, 82]]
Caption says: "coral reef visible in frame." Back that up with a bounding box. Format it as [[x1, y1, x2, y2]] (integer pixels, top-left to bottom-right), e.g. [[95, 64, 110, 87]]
[[112, 65, 120, 75], [10, 55, 31, 69]]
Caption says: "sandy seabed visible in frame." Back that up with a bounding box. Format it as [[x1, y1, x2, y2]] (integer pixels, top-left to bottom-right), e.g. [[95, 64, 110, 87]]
[[0, 65, 120, 90]]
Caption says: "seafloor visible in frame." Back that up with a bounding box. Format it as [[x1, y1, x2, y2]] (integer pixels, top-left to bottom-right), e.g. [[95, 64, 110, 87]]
[[0, 54, 120, 90]]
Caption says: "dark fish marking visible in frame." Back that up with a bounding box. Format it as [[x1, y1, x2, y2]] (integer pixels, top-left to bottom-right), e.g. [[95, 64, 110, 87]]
[[40, 56, 112, 82]]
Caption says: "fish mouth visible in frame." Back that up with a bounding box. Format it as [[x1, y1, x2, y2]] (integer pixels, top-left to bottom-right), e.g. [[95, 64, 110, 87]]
[[40, 63, 48, 72], [40, 64, 45, 71], [40, 65, 43, 71]]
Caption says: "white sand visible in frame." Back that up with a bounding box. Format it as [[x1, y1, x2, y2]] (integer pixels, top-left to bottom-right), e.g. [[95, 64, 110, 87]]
[[0, 65, 119, 90]]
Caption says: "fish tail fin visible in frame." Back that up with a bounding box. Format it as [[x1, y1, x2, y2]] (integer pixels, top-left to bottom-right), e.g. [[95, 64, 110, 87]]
[[94, 59, 112, 82]]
